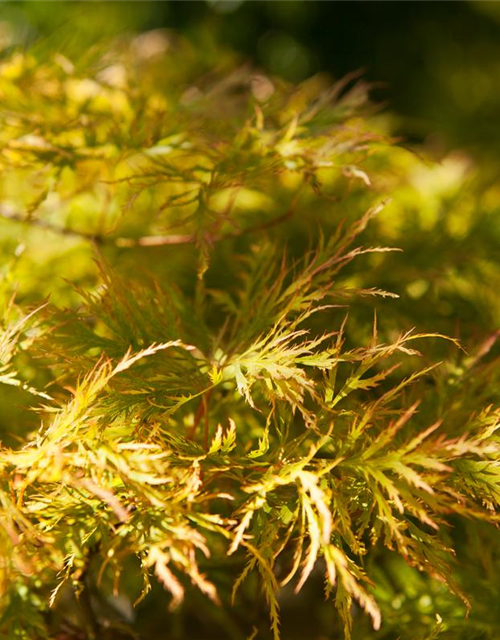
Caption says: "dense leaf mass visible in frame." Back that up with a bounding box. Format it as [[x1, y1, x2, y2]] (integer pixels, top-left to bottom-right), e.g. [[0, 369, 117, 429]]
[[1, 31, 500, 640]]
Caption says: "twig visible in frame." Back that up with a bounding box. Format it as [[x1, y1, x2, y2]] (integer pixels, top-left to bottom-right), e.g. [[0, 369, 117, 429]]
[[0, 206, 101, 243], [115, 233, 195, 247], [187, 388, 213, 444], [0, 202, 295, 248]]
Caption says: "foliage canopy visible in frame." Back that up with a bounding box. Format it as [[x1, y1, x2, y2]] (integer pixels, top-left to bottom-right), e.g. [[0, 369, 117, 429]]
[[1, 29, 500, 640]]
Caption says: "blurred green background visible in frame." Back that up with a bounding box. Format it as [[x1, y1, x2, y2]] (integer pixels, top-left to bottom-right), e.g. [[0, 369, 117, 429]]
[[3, 0, 500, 157]]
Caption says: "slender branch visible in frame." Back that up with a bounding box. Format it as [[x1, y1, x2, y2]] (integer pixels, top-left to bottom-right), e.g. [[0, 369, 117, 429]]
[[103, 208, 295, 247], [0, 206, 101, 243], [0, 202, 295, 249], [203, 392, 210, 450], [115, 233, 195, 247], [188, 387, 213, 444]]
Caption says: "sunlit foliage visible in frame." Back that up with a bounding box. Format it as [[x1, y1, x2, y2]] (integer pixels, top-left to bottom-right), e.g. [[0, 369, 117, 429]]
[[1, 29, 500, 640]]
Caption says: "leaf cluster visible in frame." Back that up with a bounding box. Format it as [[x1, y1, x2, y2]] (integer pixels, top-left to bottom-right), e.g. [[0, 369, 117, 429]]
[[0, 30, 499, 640]]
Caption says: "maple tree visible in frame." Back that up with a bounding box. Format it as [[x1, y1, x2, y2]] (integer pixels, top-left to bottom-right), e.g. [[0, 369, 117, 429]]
[[1, 30, 500, 640]]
